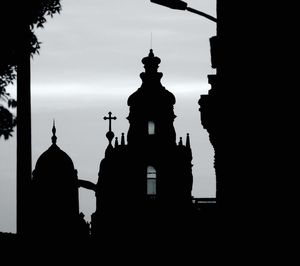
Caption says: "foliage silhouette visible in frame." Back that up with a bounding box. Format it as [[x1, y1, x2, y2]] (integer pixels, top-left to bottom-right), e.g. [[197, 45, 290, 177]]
[[0, 0, 61, 139]]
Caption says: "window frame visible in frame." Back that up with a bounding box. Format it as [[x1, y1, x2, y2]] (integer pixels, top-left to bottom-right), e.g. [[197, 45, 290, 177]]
[[147, 166, 156, 195], [148, 121, 155, 135]]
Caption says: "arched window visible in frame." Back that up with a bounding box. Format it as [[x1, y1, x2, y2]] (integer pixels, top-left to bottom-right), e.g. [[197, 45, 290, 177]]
[[147, 166, 156, 195], [148, 121, 155, 135]]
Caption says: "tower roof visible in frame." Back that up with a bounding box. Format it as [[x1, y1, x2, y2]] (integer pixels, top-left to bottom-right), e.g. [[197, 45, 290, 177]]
[[127, 49, 175, 107], [33, 123, 76, 181], [141, 49, 161, 73]]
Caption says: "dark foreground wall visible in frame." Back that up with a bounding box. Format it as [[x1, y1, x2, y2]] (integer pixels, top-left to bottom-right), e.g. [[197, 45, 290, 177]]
[[200, 1, 291, 245]]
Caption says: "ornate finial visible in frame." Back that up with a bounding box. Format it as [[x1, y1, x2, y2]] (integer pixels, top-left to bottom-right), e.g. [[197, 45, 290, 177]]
[[139, 49, 163, 85], [186, 133, 190, 148], [185, 133, 192, 159], [141, 49, 161, 73], [51, 119, 57, 144], [178, 137, 183, 146], [149, 49, 154, 57], [105, 131, 114, 144], [114, 137, 119, 148], [121, 133, 125, 146]]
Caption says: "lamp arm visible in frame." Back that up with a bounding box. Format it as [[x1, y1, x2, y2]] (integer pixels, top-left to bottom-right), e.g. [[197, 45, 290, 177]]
[[186, 7, 217, 23]]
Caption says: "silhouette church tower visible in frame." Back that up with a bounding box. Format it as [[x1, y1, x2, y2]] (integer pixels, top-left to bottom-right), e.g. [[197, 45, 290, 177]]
[[30, 121, 85, 238], [91, 50, 194, 236], [28, 50, 194, 238]]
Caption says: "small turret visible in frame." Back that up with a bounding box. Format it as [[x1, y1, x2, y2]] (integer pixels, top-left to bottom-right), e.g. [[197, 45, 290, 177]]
[[121, 133, 126, 146], [186, 133, 190, 148], [178, 137, 183, 146], [114, 137, 119, 148]]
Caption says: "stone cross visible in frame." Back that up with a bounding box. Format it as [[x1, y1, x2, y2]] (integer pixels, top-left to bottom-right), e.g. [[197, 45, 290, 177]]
[[103, 111, 117, 132]]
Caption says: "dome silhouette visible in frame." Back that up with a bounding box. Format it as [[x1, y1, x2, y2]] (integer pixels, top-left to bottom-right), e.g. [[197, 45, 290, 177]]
[[30, 122, 80, 237], [33, 144, 76, 183]]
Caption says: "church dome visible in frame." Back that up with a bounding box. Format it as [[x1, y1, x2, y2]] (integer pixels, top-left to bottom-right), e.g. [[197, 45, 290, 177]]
[[32, 122, 77, 183], [31, 122, 80, 237], [34, 145, 75, 174]]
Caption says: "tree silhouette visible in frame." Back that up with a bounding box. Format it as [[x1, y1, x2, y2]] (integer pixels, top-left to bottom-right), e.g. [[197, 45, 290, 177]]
[[0, 0, 61, 140]]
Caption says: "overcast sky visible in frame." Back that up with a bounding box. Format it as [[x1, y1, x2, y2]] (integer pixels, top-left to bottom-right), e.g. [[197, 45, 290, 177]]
[[0, 0, 216, 233]]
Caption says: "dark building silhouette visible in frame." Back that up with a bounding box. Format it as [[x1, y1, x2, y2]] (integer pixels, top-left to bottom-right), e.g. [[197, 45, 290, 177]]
[[30, 121, 84, 238], [196, 2, 291, 245], [91, 49, 194, 237], [1, 2, 289, 254], [25, 50, 200, 240]]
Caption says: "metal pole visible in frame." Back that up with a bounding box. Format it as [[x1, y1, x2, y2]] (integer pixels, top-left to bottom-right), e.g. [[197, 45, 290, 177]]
[[16, 24, 32, 236]]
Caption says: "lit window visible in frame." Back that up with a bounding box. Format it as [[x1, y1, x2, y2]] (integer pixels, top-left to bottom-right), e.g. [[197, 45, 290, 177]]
[[147, 166, 156, 195], [148, 121, 155, 135]]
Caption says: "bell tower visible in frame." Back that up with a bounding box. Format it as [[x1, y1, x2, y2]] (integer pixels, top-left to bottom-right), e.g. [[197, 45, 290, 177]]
[[92, 50, 194, 237], [125, 49, 193, 203], [127, 49, 177, 147]]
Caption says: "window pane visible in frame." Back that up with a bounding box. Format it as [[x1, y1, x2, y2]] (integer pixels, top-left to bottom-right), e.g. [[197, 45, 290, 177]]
[[147, 166, 156, 195], [147, 179, 156, 195], [148, 121, 155, 135], [147, 166, 156, 178]]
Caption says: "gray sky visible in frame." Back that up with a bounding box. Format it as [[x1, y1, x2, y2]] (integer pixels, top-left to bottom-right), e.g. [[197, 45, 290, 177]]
[[0, 0, 216, 233]]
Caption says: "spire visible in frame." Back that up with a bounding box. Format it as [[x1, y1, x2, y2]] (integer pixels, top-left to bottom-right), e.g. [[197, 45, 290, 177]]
[[185, 133, 192, 160], [121, 133, 125, 146], [51, 119, 57, 144], [186, 133, 190, 148], [114, 137, 119, 148]]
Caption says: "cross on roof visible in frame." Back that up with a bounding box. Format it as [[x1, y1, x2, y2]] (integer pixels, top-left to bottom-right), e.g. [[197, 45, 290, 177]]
[[103, 111, 117, 132]]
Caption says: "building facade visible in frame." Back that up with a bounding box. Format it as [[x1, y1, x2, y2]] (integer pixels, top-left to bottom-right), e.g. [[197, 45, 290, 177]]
[[91, 50, 194, 236]]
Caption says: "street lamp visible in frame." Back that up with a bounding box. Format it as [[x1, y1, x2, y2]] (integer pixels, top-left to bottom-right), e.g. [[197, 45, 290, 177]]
[[150, 0, 218, 82], [150, 0, 218, 203], [150, 0, 217, 23]]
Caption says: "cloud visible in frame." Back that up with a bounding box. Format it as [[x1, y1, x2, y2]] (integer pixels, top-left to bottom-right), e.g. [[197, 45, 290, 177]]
[[31, 0, 216, 96]]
